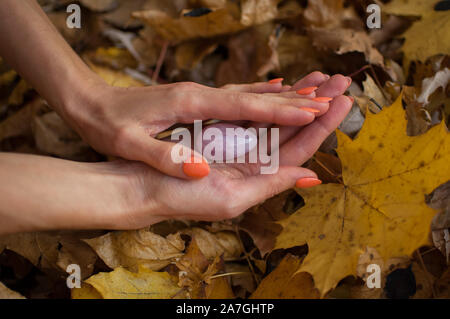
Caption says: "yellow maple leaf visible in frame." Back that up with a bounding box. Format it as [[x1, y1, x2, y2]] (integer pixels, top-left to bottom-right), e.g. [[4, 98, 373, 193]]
[[72, 266, 184, 299], [384, 0, 437, 17], [401, 12, 450, 69], [275, 94, 450, 296], [384, 0, 450, 69]]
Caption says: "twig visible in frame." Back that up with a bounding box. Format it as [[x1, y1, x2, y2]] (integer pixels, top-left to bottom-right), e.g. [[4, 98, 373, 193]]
[[209, 272, 252, 279], [234, 225, 260, 285], [152, 40, 169, 84], [313, 155, 344, 184], [415, 250, 437, 298]]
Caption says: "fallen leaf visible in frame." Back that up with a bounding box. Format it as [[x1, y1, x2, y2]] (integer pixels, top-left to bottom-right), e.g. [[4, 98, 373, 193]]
[[8, 79, 32, 106], [384, 0, 437, 17], [250, 254, 319, 298], [84, 228, 185, 272], [240, 0, 281, 26], [182, 227, 242, 261], [308, 27, 384, 66], [33, 111, 90, 158], [435, 267, 450, 298], [79, 0, 118, 12], [0, 282, 25, 299], [417, 68, 450, 104], [74, 266, 184, 299], [176, 236, 235, 299], [132, 5, 245, 42], [175, 39, 218, 70], [88, 62, 145, 87], [275, 93, 450, 296]]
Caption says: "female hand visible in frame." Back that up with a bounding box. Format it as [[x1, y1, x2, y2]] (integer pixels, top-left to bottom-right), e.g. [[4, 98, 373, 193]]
[[65, 78, 331, 180], [103, 73, 353, 229], [0, 73, 352, 235]]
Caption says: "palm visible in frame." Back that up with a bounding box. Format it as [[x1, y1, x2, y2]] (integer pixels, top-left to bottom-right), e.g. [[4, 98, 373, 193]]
[[129, 73, 353, 225]]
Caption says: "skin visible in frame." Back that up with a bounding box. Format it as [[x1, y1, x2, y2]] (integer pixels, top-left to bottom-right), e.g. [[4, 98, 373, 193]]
[[0, 0, 352, 235]]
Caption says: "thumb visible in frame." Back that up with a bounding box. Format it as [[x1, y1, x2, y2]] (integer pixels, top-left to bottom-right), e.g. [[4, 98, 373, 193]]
[[237, 166, 320, 206], [121, 128, 210, 179]]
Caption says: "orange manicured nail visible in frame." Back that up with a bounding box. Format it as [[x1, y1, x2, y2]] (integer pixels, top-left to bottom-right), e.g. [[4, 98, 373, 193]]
[[296, 86, 318, 95], [301, 107, 320, 113], [348, 96, 354, 103], [183, 155, 210, 179], [268, 78, 284, 84], [296, 177, 322, 188], [313, 97, 333, 103]]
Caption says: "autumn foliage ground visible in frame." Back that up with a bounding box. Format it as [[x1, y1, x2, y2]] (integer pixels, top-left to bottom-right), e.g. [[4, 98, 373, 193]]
[[0, 0, 449, 299]]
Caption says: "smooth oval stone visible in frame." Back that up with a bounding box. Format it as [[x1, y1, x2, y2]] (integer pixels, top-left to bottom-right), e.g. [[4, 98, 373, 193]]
[[194, 123, 258, 162]]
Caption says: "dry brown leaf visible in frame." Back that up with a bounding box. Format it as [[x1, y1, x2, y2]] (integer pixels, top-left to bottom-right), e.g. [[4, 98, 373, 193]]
[[435, 267, 450, 298], [309, 27, 384, 66], [0, 70, 17, 86], [0, 282, 25, 299], [0, 98, 45, 142], [0, 231, 99, 278], [303, 0, 344, 28], [79, 0, 118, 12], [215, 24, 278, 85], [84, 228, 185, 272], [175, 39, 218, 70], [133, 5, 244, 42], [182, 227, 242, 261], [8, 79, 32, 106], [411, 262, 435, 298], [176, 236, 235, 299], [250, 254, 319, 298], [240, 0, 281, 26], [33, 111, 90, 158], [224, 263, 255, 297]]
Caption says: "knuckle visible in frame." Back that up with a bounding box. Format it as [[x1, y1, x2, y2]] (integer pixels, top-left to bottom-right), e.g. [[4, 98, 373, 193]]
[[154, 144, 174, 169], [179, 81, 201, 91], [112, 126, 133, 154], [309, 71, 323, 78]]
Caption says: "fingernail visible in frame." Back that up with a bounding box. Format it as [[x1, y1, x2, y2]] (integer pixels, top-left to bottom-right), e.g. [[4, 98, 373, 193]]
[[346, 76, 352, 86], [348, 96, 354, 103], [296, 86, 318, 95], [268, 78, 284, 84], [324, 74, 331, 80], [312, 97, 333, 103], [295, 177, 322, 188], [183, 155, 210, 179], [301, 107, 320, 113]]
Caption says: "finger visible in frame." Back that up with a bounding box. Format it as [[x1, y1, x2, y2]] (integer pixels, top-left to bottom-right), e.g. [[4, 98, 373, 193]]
[[193, 88, 330, 126], [315, 74, 352, 98], [291, 71, 330, 91], [119, 128, 210, 180], [278, 74, 352, 145], [232, 166, 319, 209], [247, 72, 330, 131], [279, 95, 353, 166]]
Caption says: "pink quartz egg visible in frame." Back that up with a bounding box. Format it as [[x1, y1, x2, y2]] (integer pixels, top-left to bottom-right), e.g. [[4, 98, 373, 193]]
[[194, 123, 258, 162]]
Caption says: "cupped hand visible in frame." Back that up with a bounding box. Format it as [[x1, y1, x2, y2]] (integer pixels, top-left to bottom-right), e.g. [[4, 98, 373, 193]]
[[104, 73, 353, 229], [65, 79, 330, 180]]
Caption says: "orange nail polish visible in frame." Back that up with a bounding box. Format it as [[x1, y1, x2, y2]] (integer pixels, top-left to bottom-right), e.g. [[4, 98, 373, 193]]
[[268, 78, 284, 84], [296, 86, 318, 95], [183, 155, 210, 179], [313, 97, 333, 103], [348, 96, 354, 103], [301, 107, 320, 113], [295, 177, 322, 188]]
